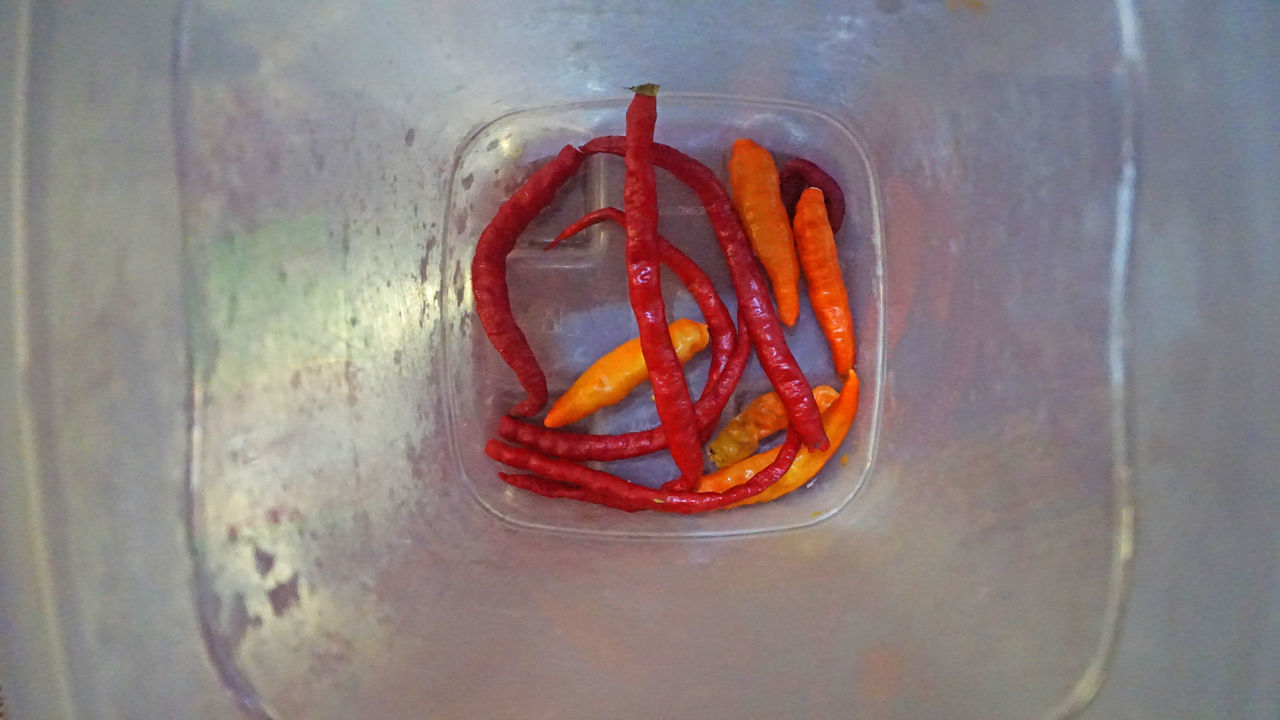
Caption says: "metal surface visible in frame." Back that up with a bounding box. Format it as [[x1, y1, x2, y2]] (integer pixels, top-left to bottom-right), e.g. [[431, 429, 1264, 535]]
[[0, 1, 1275, 719]]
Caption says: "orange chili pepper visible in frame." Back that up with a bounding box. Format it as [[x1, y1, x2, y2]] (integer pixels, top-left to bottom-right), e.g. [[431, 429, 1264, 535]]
[[544, 318, 709, 428], [707, 385, 841, 468], [696, 370, 859, 506], [794, 187, 856, 375], [729, 138, 801, 326]]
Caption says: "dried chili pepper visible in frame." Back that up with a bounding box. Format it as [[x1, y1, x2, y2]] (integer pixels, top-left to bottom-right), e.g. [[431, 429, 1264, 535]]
[[620, 84, 703, 485], [497, 473, 618, 509], [471, 144, 586, 416], [707, 385, 840, 468], [794, 187, 856, 375], [697, 370, 859, 506], [485, 428, 802, 514], [729, 138, 802, 326], [580, 136, 829, 452], [779, 157, 846, 232], [496, 313, 750, 462], [544, 318, 709, 428]]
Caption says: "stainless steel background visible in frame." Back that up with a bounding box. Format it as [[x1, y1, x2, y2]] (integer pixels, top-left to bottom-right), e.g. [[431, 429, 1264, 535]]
[[1, 1, 1276, 718]]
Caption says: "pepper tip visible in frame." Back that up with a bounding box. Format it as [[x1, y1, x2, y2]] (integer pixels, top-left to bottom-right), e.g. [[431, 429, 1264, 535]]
[[628, 83, 660, 97]]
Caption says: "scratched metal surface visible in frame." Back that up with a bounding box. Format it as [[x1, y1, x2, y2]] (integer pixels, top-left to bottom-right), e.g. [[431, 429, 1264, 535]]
[[2, 0, 1275, 719]]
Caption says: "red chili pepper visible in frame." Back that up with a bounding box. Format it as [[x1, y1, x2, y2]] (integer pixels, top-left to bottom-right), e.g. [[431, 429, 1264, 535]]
[[497, 473, 620, 509], [502, 205, 749, 465], [580, 136, 830, 451], [779, 157, 846, 232], [620, 84, 703, 486], [471, 144, 586, 416], [549, 207, 736, 388], [485, 428, 801, 514], [496, 313, 750, 462]]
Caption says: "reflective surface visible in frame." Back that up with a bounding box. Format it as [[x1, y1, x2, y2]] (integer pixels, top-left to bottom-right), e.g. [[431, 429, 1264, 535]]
[[175, 1, 1131, 717], [6, 1, 1276, 720]]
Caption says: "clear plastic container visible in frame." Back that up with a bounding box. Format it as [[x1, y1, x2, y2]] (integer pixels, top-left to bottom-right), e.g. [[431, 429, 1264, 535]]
[[444, 95, 883, 535], [4, 0, 1168, 718], [175, 2, 1134, 718]]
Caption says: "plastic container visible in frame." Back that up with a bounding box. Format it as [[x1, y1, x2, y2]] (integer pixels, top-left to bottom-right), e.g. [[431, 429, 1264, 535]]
[[168, 1, 1136, 717], [33, 1, 1280, 719], [445, 95, 883, 535]]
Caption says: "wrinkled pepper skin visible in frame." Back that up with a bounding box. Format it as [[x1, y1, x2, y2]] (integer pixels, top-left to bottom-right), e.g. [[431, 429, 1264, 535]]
[[697, 371, 859, 506], [707, 385, 840, 468], [580, 136, 829, 452], [471, 145, 586, 415], [622, 84, 704, 486]]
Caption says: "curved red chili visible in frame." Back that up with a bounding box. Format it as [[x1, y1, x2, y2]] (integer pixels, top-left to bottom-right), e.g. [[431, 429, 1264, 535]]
[[497, 473, 626, 510], [580, 136, 829, 451], [471, 144, 586, 416], [621, 85, 703, 485], [497, 313, 750, 462], [779, 157, 846, 232], [500, 205, 746, 465], [552, 207, 735, 387], [486, 428, 801, 514]]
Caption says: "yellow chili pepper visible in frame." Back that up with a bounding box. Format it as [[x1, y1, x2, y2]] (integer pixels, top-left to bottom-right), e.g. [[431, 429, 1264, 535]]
[[543, 318, 709, 428], [696, 370, 859, 506], [707, 385, 841, 468], [729, 138, 802, 326]]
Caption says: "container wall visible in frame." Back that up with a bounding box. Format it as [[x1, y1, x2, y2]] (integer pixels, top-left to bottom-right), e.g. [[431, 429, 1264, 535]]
[[1, 1, 1162, 719], [176, 2, 1132, 718]]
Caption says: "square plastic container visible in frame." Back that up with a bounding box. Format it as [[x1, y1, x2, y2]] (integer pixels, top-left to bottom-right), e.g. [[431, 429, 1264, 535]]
[[444, 95, 883, 535], [173, 1, 1134, 718]]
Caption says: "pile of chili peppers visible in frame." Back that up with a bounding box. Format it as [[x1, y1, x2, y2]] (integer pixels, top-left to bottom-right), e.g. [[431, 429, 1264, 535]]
[[473, 84, 858, 514]]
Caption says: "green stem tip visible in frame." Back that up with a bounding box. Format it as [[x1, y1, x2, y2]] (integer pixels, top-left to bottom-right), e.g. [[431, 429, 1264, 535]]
[[629, 83, 660, 97]]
